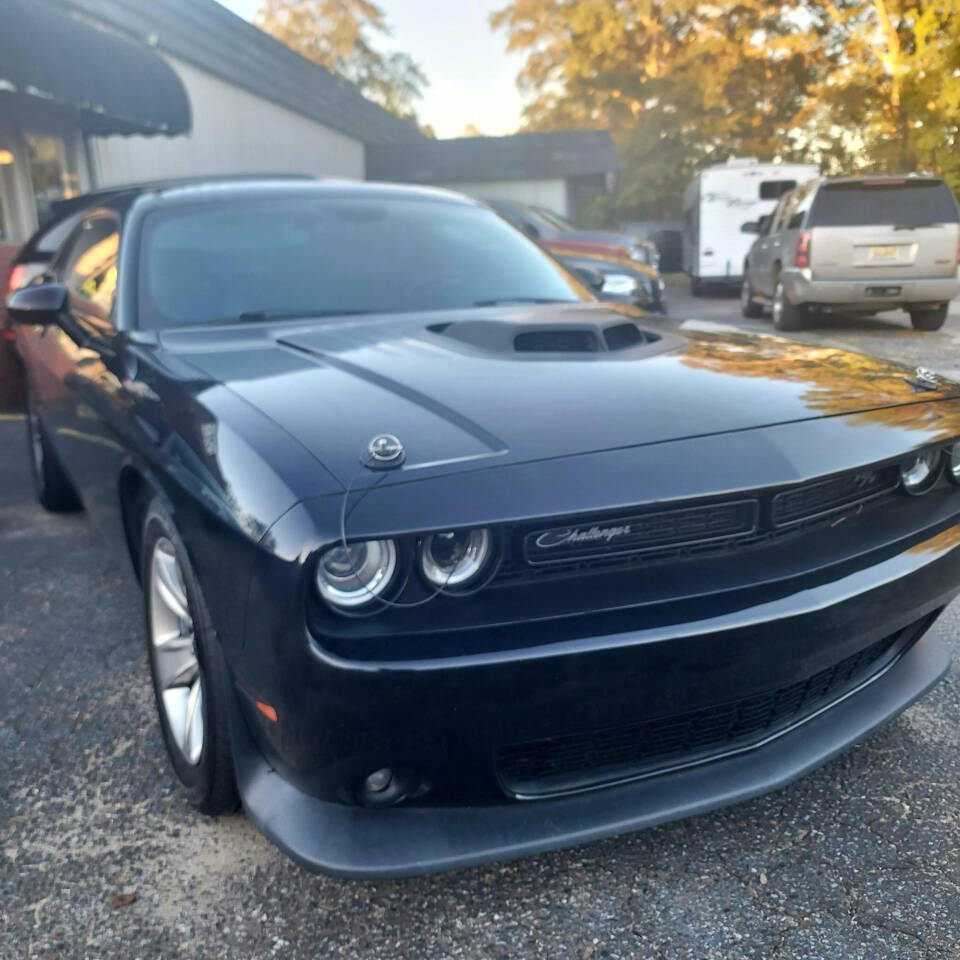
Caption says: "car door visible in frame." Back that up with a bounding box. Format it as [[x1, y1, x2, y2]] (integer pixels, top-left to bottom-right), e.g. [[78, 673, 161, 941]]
[[27, 210, 131, 536], [749, 198, 786, 296]]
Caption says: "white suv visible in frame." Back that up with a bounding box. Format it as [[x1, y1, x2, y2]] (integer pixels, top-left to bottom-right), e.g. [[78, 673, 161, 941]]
[[741, 175, 960, 331]]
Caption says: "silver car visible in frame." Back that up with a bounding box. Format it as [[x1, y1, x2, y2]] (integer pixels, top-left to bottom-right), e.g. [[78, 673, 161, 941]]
[[741, 175, 960, 331]]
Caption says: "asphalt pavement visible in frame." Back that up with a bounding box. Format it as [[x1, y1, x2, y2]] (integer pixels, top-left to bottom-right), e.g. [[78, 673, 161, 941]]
[[3, 289, 960, 959]]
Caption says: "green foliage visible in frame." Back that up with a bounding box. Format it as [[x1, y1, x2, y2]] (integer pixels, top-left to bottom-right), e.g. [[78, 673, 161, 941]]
[[256, 0, 428, 128], [491, 1, 960, 220]]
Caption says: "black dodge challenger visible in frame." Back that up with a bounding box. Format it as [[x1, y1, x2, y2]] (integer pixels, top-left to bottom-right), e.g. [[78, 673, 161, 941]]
[[7, 179, 959, 878]]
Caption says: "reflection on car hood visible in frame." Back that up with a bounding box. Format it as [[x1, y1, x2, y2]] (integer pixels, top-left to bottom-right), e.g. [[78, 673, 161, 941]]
[[164, 303, 960, 486]]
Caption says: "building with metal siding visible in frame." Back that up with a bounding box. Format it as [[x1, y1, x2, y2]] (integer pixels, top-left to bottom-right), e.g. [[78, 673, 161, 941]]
[[0, 0, 620, 247]]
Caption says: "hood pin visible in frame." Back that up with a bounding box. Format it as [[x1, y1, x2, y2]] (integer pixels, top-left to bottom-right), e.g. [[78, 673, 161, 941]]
[[366, 434, 405, 470]]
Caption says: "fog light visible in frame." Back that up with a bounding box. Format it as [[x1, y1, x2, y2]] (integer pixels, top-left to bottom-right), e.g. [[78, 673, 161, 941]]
[[365, 768, 393, 793]]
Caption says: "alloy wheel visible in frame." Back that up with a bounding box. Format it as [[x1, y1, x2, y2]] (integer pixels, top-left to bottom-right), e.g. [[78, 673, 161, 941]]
[[150, 538, 204, 765]]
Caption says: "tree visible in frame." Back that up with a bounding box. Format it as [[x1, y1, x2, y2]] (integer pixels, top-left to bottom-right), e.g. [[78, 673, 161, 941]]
[[256, 0, 428, 127], [797, 1, 960, 183], [490, 1, 960, 218]]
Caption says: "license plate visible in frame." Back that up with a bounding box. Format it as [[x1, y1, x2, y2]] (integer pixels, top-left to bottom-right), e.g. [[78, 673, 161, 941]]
[[869, 245, 901, 261], [866, 286, 901, 296]]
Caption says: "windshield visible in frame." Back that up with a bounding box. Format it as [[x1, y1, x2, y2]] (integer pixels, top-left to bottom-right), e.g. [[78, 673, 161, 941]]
[[533, 207, 576, 231], [138, 194, 587, 329], [808, 180, 960, 228]]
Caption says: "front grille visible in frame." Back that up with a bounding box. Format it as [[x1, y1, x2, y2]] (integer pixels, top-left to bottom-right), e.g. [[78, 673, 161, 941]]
[[524, 499, 758, 565], [496, 463, 903, 584], [772, 466, 899, 527], [496, 627, 910, 797]]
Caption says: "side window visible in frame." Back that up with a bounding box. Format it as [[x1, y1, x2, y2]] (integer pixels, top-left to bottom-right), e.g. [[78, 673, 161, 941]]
[[760, 180, 796, 200], [62, 215, 120, 317], [770, 196, 791, 234], [789, 183, 815, 230]]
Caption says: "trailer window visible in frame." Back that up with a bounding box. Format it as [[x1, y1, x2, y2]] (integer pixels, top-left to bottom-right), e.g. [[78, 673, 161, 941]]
[[760, 180, 796, 200]]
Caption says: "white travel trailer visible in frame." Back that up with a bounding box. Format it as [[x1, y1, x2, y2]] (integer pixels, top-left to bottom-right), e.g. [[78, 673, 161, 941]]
[[683, 158, 819, 294]]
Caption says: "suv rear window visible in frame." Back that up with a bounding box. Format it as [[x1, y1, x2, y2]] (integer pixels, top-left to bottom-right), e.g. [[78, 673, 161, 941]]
[[809, 180, 959, 228]]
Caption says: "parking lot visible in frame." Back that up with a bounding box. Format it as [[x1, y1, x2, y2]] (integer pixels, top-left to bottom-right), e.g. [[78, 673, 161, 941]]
[[3, 286, 960, 960]]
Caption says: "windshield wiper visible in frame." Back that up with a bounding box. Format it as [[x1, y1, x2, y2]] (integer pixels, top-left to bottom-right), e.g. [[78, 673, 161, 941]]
[[233, 309, 376, 323], [893, 223, 941, 231], [473, 297, 573, 306]]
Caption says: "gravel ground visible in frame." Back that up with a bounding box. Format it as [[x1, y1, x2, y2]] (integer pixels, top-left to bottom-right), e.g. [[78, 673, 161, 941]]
[[3, 294, 960, 959]]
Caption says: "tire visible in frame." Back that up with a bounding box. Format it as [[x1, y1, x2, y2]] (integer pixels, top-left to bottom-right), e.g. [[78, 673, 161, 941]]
[[772, 280, 804, 331], [740, 274, 764, 318], [25, 388, 81, 512], [690, 276, 705, 297], [142, 498, 239, 815], [910, 305, 948, 331]]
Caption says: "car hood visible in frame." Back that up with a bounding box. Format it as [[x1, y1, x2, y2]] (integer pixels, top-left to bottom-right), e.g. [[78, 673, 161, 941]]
[[164, 304, 960, 487]]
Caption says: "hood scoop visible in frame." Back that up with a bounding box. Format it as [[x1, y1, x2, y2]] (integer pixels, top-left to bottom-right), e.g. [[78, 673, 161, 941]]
[[427, 318, 668, 357]]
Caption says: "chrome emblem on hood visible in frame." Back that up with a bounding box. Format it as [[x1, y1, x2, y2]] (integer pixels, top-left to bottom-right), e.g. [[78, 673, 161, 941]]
[[906, 367, 940, 392]]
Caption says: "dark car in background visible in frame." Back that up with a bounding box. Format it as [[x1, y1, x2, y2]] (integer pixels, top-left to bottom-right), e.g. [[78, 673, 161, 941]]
[[741, 175, 960, 331], [7, 178, 960, 878], [484, 196, 651, 263], [556, 249, 667, 313]]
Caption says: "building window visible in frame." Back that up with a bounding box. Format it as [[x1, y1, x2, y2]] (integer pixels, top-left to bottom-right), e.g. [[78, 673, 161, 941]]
[[24, 133, 79, 230]]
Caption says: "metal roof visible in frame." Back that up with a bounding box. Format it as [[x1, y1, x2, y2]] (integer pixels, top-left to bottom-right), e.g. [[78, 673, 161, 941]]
[[54, 0, 424, 145], [1, 0, 191, 136], [366, 131, 620, 184]]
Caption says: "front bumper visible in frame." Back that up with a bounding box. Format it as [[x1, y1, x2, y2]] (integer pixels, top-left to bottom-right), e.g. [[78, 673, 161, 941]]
[[230, 522, 959, 878], [232, 631, 948, 878], [781, 268, 960, 308]]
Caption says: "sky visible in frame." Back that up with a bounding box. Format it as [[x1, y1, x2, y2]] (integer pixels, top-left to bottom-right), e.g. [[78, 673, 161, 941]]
[[219, 0, 528, 138]]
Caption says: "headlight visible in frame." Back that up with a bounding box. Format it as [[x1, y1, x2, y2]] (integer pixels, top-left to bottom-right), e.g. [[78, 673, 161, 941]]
[[601, 273, 640, 297], [316, 539, 397, 609], [900, 449, 941, 495], [420, 528, 493, 588], [948, 444, 960, 485]]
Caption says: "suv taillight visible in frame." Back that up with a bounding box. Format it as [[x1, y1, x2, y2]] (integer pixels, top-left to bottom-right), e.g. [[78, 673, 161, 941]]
[[795, 231, 811, 268]]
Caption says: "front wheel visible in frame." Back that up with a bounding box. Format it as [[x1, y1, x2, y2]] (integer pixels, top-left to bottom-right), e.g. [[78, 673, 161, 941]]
[[910, 305, 948, 331], [772, 281, 804, 332], [740, 275, 764, 318], [143, 498, 239, 815]]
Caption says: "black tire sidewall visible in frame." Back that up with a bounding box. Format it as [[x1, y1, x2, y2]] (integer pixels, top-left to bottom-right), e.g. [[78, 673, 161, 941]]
[[141, 498, 237, 811], [910, 305, 948, 331], [773, 282, 803, 331], [25, 387, 79, 511]]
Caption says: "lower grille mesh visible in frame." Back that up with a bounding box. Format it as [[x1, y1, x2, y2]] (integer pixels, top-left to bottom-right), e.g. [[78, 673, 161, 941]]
[[496, 628, 909, 796]]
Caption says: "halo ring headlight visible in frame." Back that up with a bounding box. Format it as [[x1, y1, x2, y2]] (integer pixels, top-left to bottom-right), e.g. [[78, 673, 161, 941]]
[[316, 539, 397, 609], [900, 448, 941, 495], [947, 444, 960, 485], [421, 528, 493, 589]]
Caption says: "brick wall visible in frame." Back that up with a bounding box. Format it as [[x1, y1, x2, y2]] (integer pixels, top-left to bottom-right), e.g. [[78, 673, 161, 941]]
[[0, 242, 25, 410]]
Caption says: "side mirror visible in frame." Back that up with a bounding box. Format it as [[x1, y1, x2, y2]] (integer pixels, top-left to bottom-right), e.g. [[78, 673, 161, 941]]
[[740, 221, 761, 235], [5, 283, 68, 326], [573, 266, 605, 292], [519, 222, 541, 241]]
